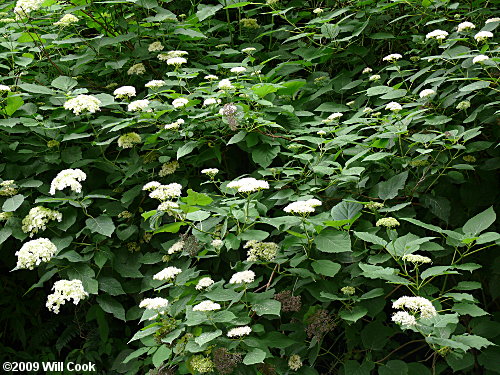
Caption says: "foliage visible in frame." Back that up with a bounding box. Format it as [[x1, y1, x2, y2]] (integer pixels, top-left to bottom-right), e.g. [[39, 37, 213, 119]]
[[0, 0, 499, 374]]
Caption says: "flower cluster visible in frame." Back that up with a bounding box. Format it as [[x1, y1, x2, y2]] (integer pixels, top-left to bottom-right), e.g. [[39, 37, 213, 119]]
[[284, 198, 322, 214], [54, 14, 79, 27], [245, 240, 279, 262], [426, 29, 449, 40], [401, 253, 432, 264], [203, 98, 219, 106], [139, 297, 169, 311], [419, 89, 436, 99], [364, 201, 384, 210], [0, 212, 13, 221], [148, 41, 164, 52], [376, 217, 400, 228], [166, 57, 187, 66], [153, 266, 182, 281], [15, 238, 57, 270], [142, 181, 161, 191], [392, 311, 417, 327], [113, 86, 136, 99], [117, 132, 141, 148], [21, 206, 62, 236], [456, 100, 470, 110], [324, 112, 343, 123], [193, 300, 221, 311], [128, 99, 150, 112], [369, 74, 381, 81], [383, 53, 402, 62], [127, 63, 146, 75], [393, 296, 437, 319], [14, 0, 44, 18], [218, 79, 234, 90], [159, 161, 179, 177], [229, 270, 255, 284], [165, 118, 184, 130], [227, 177, 269, 193], [288, 354, 303, 371], [457, 21, 475, 32], [211, 239, 224, 249], [474, 31, 493, 42], [63, 95, 101, 115], [0, 85, 10, 92], [195, 277, 215, 290], [46, 279, 88, 314], [473, 55, 489, 64], [189, 355, 214, 374], [49, 169, 86, 195], [230, 66, 246, 74], [172, 97, 189, 108], [274, 290, 302, 312], [157, 201, 179, 213], [148, 183, 182, 201], [201, 168, 219, 177], [385, 101, 402, 112], [167, 240, 184, 255], [227, 326, 251, 338], [145, 80, 166, 88], [0, 180, 18, 196], [341, 286, 356, 295]]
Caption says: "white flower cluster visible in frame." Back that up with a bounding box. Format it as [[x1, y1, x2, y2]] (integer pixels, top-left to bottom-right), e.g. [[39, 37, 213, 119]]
[[364, 201, 384, 210], [160, 50, 188, 59], [205, 74, 218, 80], [0, 85, 11, 92], [21, 206, 62, 236], [148, 41, 164, 52], [128, 99, 150, 112], [457, 21, 475, 32], [385, 101, 402, 112], [139, 297, 169, 311], [14, 0, 44, 18], [227, 177, 269, 193], [393, 296, 437, 319], [227, 326, 252, 337], [148, 183, 182, 201], [195, 277, 215, 290], [159, 161, 179, 177], [167, 240, 184, 254], [193, 300, 221, 311], [201, 168, 219, 177], [419, 89, 436, 99], [426, 29, 449, 40], [153, 266, 182, 281], [167, 57, 187, 66], [113, 86, 136, 99], [245, 240, 279, 262], [211, 239, 224, 249], [172, 98, 189, 108], [218, 79, 234, 90], [383, 53, 402, 62], [229, 270, 255, 284], [0, 180, 18, 196], [46, 279, 88, 314], [242, 47, 256, 54], [54, 14, 79, 27], [401, 253, 432, 264], [0, 212, 13, 221], [486, 18, 500, 24], [230, 66, 246, 74], [456, 100, 470, 110], [288, 354, 303, 371], [145, 80, 166, 88], [472, 55, 489, 64], [369, 74, 381, 81], [284, 198, 322, 214], [117, 132, 141, 148], [142, 181, 161, 191], [392, 311, 417, 327], [165, 118, 184, 130], [127, 63, 146, 75], [376, 217, 400, 228], [15, 238, 57, 270], [64, 95, 101, 115], [49, 169, 86, 195], [474, 31, 493, 42], [323, 112, 343, 123], [157, 201, 179, 213], [203, 98, 220, 106]]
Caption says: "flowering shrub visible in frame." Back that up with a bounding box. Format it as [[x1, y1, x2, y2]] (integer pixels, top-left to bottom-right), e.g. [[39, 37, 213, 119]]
[[0, 0, 499, 374]]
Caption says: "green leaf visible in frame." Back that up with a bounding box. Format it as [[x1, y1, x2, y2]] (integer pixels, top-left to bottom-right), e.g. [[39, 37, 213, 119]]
[[315, 230, 351, 253], [311, 260, 341, 277], [377, 171, 408, 200], [98, 276, 126, 296], [243, 348, 266, 365], [2, 194, 24, 212], [182, 189, 213, 206], [51, 76, 78, 91], [252, 299, 281, 316], [459, 80, 490, 93], [194, 329, 222, 346], [177, 141, 198, 159], [462, 207, 496, 236], [367, 86, 392, 96], [261, 332, 296, 348], [339, 306, 368, 323], [128, 326, 160, 343], [330, 200, 362, 221], [251, 83, 282, 98], [0, 227, 12, 245], [186, 210, 211, 221], [152, 345, 171, 368], [321, 23, 340, 39], [359, 264, 410, 284], [18, 83, 55, 95], [354, 232, 387, 247], [227, 131, 246, 145], [96, 295, 126, 321], [154, 222, 186, 234], [251, 144, 280, 168], [86, 215, 115, 237], [196, 4, 222, 21], [452, 303, 488, 317], [453, 334, 494, 350], [4, 95, 24, 116], [420, 266, 459, 280]]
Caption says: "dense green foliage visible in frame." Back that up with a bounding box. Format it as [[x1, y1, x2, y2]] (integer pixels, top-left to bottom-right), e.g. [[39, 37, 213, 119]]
[[0, 0, 499, 374]]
